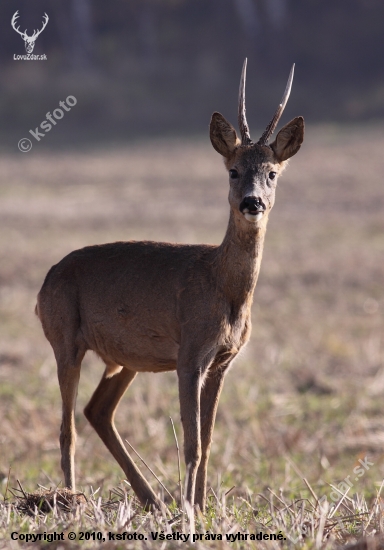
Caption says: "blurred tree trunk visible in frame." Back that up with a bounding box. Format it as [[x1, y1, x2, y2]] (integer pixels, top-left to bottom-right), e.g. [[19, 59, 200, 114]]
[[70, 0, 94, 70], [233, 0, 260, 42], [265, 0, 287, 30], [53, 0, 94, 70], [137, 0, 158, 70], [262, 0, 288, 73]]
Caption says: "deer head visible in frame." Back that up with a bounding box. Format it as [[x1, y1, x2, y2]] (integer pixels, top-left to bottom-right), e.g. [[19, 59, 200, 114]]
[[11, 11, 49, 54], [210, 59, 304, 228]]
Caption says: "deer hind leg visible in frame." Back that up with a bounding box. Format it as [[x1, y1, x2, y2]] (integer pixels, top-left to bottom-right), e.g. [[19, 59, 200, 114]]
[[84, 365, 163, 511], [195, 370, 226, 510], [56, 345, 85, 491]]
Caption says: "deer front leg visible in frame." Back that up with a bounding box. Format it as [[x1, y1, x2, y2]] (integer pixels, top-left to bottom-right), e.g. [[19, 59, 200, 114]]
[[195, 370, 226, 510], [177, 369, 202, 506]]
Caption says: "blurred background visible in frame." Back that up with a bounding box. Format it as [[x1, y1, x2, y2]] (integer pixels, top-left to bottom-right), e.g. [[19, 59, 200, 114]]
[[1, 0, 384, 146], [1, 0, 384, 526]]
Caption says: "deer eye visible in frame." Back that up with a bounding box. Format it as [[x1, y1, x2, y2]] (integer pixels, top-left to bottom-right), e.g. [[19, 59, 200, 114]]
[[229, 169, 238, 179], [269, 171, 277, 180]]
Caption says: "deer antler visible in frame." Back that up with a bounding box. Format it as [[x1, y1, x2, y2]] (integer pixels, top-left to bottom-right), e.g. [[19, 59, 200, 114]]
[[257, 64, 295, 146], [11, 11, 27, 38], [238, 58, 252, 146], [30, 13, 49, 40]]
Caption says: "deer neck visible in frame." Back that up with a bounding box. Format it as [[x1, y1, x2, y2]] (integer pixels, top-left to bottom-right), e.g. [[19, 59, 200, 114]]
[[215, 210, 267, 309]]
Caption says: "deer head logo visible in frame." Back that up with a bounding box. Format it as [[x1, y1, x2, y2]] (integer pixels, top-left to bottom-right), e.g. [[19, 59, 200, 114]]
[[11, 11, 49, 54]]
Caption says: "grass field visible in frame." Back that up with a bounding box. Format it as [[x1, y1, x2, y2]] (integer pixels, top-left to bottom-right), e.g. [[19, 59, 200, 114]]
[[1, 124, 384, 548]]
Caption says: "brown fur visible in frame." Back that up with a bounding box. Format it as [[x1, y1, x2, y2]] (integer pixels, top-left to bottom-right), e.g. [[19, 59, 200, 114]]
[[36, 108, 304, 512]]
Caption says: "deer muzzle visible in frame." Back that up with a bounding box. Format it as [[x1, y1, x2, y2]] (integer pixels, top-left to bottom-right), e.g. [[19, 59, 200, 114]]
[[239, 196, 266, 223]]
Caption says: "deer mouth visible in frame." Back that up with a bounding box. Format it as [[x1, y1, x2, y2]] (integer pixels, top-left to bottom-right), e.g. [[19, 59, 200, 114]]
[[239, 197, 265, 222], [243, 210, 264, 222]]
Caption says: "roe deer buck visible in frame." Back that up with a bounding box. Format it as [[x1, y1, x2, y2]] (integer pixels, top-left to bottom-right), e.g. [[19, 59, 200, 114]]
[[36, 59, 304, 511]]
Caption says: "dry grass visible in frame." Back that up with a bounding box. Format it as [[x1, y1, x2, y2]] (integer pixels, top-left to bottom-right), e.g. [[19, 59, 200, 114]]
[[1, 124, 384, 548]]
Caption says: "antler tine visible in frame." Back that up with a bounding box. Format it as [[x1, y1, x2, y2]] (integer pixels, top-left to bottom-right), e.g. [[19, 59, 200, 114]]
[[257, 63, 295, 146], [33, 13, 49, 38], [11, 10, 19, 25], [11, 11, 25, 37], [238, 58, 252, 146]]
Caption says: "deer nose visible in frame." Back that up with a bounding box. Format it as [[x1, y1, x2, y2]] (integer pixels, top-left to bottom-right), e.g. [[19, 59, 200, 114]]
[[239, 196, 265, 214]]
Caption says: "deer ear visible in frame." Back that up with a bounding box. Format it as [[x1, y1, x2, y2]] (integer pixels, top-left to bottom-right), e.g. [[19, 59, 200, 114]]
[[270, 116, 304, 162], [210, 112, 241, 158]]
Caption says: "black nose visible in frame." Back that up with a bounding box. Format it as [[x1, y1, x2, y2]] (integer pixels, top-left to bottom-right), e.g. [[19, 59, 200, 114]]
[[239, 197, 265, 213]]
